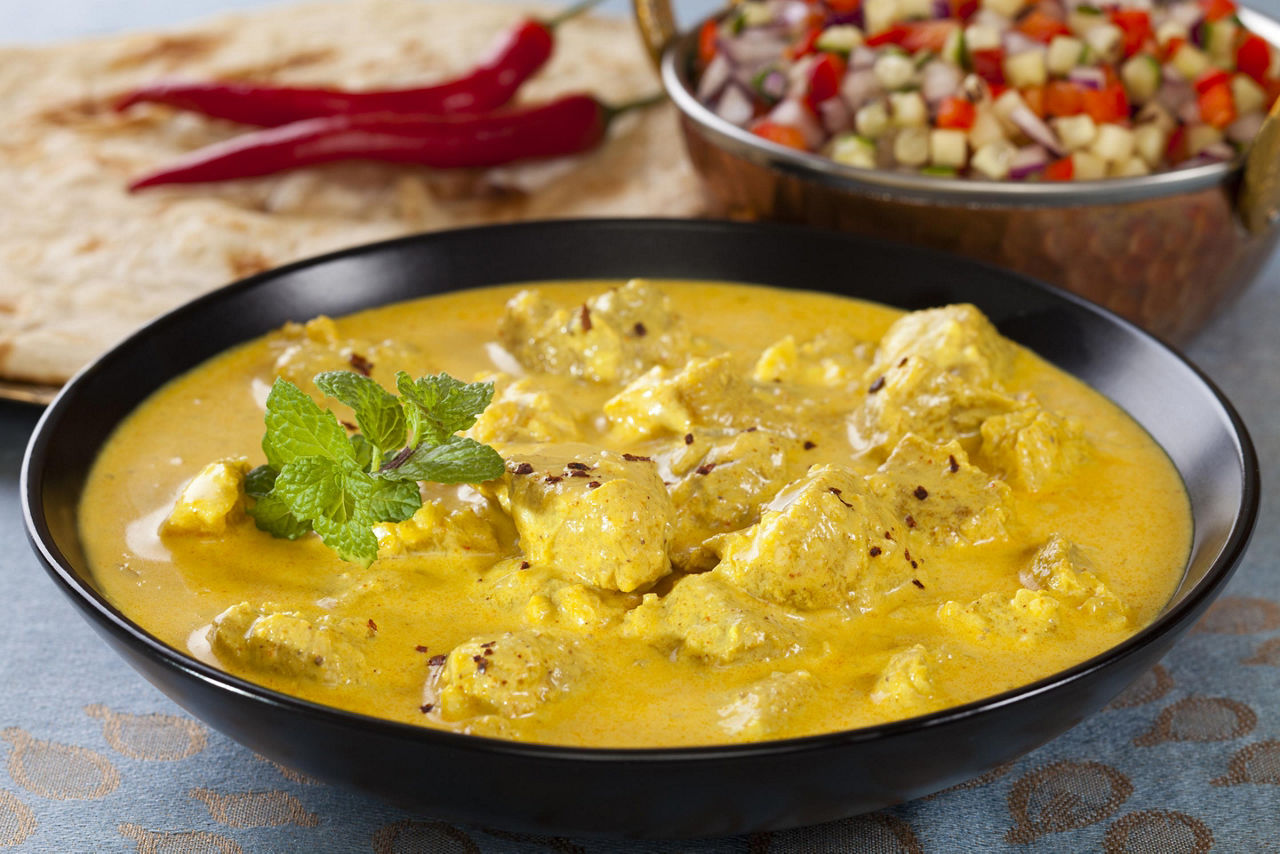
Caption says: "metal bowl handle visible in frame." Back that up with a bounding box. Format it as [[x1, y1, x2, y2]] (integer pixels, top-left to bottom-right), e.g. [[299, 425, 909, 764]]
[[632, 0, 681, 68]]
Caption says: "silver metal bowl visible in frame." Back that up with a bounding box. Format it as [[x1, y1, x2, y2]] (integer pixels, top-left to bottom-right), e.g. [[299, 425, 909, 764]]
[[636, 1, 1280, 343]]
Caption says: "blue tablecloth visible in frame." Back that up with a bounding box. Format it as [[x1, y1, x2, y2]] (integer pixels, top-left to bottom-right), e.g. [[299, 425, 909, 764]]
[[2, 1, 1278, 850]]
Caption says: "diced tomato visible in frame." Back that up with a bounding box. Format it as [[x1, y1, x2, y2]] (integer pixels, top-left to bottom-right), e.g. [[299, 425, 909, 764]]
[[988, 81, 1010, 99], [1022, 85, 1046, 117], [698, 20, 719, 68], [1042, 157, 1075, 181], [826, 0, 862, 12], [1017, 10, 1071, 44], [936, 96, 977, 129], [1198, 81, 1237, 128], [971, 48, 1007, 85], [1161, 36, 1186, 62], [1237, 33, 1272, 84], [1110, 9, 1153, 58], [950, 0, 979, 20], [1080, 83, 1129, 123], [1044, 80, 1085, 116], [1200, 0, 1238, 22], [751, 121, 809, 149], [1194, 68, 1231, 94], [789, 26, 823, 59], [867, 20, 958, 52], [805, 53, 847, 112], [1166, 124, 1190, 164]]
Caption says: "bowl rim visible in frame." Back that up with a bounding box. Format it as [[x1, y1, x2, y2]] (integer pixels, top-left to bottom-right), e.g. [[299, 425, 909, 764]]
[[20, 217, 1261, 763], [662, 6, 1280, 208]]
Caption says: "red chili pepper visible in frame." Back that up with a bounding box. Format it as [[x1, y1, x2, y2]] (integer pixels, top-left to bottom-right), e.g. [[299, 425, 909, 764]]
[[115, 0, 601, 126], [1236, 33, 1272, 84], [127, 93, 659, 191], [805, 53, 847, 112]]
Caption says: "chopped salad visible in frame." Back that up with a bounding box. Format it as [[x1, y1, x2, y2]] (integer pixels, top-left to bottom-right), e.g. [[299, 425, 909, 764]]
[[693, 0, 1280, 180]]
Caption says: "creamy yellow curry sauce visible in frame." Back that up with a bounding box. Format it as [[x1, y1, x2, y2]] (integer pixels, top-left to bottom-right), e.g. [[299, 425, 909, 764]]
[[80, 281, 1191, 747]]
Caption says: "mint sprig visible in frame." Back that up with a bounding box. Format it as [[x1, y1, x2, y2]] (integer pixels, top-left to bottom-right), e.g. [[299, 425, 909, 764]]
[[245, 371, 504, 566]]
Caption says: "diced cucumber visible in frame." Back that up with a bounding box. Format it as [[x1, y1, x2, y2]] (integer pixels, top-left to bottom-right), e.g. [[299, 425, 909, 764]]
[[1071, 150, 1107, 179], [992, 89, 1028, 131], [865, 0, 901, 39], [930, 128, 970, 167], [1133, 123, 1169, 166], [981, 0, 1026, 19], [943, 27, 968, 68], [1052, 114, 1099, 150], [1047, 36, 1085, 76], [855, 100, 892, 138], [829, 132, 879, 168], [1084, 23, 1123, 64], [965, 24, 1002, 52], [1091, 123, 1136, 162], [969, 108, 1008, 148], [894, 126, 932, 166], [1206, 20, 1238, 64], [900, 0, 934, 19], [1067, 8, 1107, 37], [1111, 156, 1151, 176], [970, 139, 1018, 178], [1171, 43, 1211, 79], [1121, 54, 1161, 103], [817, 25, 865, 55], [1155, 21, 1189, 48], [1185, 122, 1224, 154], [890, 91, 929, 126], [1004, 50, 1048, 87], [737, 2, 774, 28], [875, 52, 918, 90], [1231, 73, 1267, 114]]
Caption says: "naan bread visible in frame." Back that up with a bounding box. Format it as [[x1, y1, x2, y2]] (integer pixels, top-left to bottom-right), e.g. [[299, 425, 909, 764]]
[[0, 0, 705, 384]]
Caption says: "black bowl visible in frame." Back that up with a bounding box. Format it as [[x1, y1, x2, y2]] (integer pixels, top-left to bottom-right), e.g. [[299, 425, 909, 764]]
[[21, 219, 1259, 838]]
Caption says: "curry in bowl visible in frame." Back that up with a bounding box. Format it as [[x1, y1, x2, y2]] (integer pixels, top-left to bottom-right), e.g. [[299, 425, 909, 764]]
[[80, 280, 1189, 747]]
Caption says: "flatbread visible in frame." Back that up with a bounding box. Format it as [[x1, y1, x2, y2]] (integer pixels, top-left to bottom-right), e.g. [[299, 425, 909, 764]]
[[0, 0, 706, 385]]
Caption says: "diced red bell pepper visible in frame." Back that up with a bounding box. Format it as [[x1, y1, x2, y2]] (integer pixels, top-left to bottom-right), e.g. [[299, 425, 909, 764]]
[[1200, 0, 1238, 22], [970, 48, 1007, 85], [867, 20, 958, 53], [1237, 33, 1272, 84], [1110, 10, 1153, 58], [1022, 85, 1046, 117], [805, 53, 847, 112], [790, 26, 823, 59], [698, 20, 719, 68], [951, 0, 979, 21], [1080, 83, 1129, 123], [1042, 156, 1075, 181], [1017, 10, 1071, 44], [752, 121, 809, 149], [1044, 80, 1085, 116], [826, 0, 862, 12], [1198, 81, 1237, 128], [1194, 68, 1231, 94], [1161, 36, 1186, 62], [936, 96, 977, 129]]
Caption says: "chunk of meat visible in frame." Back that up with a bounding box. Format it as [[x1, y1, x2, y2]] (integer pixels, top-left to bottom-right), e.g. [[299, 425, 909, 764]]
[[622, 572, 805, 664], [849, 354, 1018, 457], [500, 443, 675, 592], [604, 355, 792, 441], [467, 374, 582, 446], [162, 458, 250, 536], [663, 429, 809, 570], [981, 403, 1091, 492], [374, 485, 509, 559], [496, 280, 692, 384], [867, 434, 1015, 546], [429, 630, 581, 721], [870, 645, 934, 709], [208, 602, 372, 686], [486, 560, 640, 632], [753, 329, 874, 387], [870, 303, 1015, 387], [1021, 535, 1129, 627], [938, 588, 1062, 642], [268, 315, 429, 400], [712, 465, 907, 611], [718, 671, 818, 740]]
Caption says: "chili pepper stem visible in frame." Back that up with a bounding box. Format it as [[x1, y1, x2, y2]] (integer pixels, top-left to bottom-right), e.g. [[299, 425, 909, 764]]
[[603, 92, 668, 124], [545, 0, 607, 28]]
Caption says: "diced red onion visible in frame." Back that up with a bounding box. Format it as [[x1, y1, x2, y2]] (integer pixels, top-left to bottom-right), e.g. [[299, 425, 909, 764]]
[[758, 68, 789, 102], [769, 98, 826, 148], [1009, 144, 1051, 179], [840, 67, 882, 111], [1177, 98, 1201, 124], [1003, 31, 1041, 56], [719, 31, 788, 67], [921, 61, 963, 106], [849, 46, 878, 71], [1009, 104, 1065, 155], [972, 9, 1011, 29], [788, 54, 820, 90], [820, 96, 855, 134], [1227, 111, 1266, 144], [1199, 141, 1237, 160], [1155, 77, 1194, 113], [697, 54, 733, 102], [1068, 67, 1106, 90], [932, 0, 952, 18], [780, 1, 813, 32], [716, 84, 755, 126], [1167, 1, 1205, 29]]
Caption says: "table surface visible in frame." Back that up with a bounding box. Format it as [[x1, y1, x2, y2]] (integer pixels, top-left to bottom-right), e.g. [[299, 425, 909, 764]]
[[2, 1, 1279, 851]]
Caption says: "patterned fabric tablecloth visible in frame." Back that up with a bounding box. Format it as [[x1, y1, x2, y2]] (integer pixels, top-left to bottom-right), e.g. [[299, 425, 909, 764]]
[[2, 2, 1279, 851]]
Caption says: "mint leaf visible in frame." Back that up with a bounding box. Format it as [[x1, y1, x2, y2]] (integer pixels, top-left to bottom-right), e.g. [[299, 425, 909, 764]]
[[244, 464, 278, 499], [273, 457, 363, 524], [315, 371, 406, 456], [247, 493, 311, 540], [349, 434, 376, 472], [383, 436, 505, 485], [262, 378, 354, 469], [312, 514, 380, 567], [395, 372, 494, 445], [368, 477, 422, 523]]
